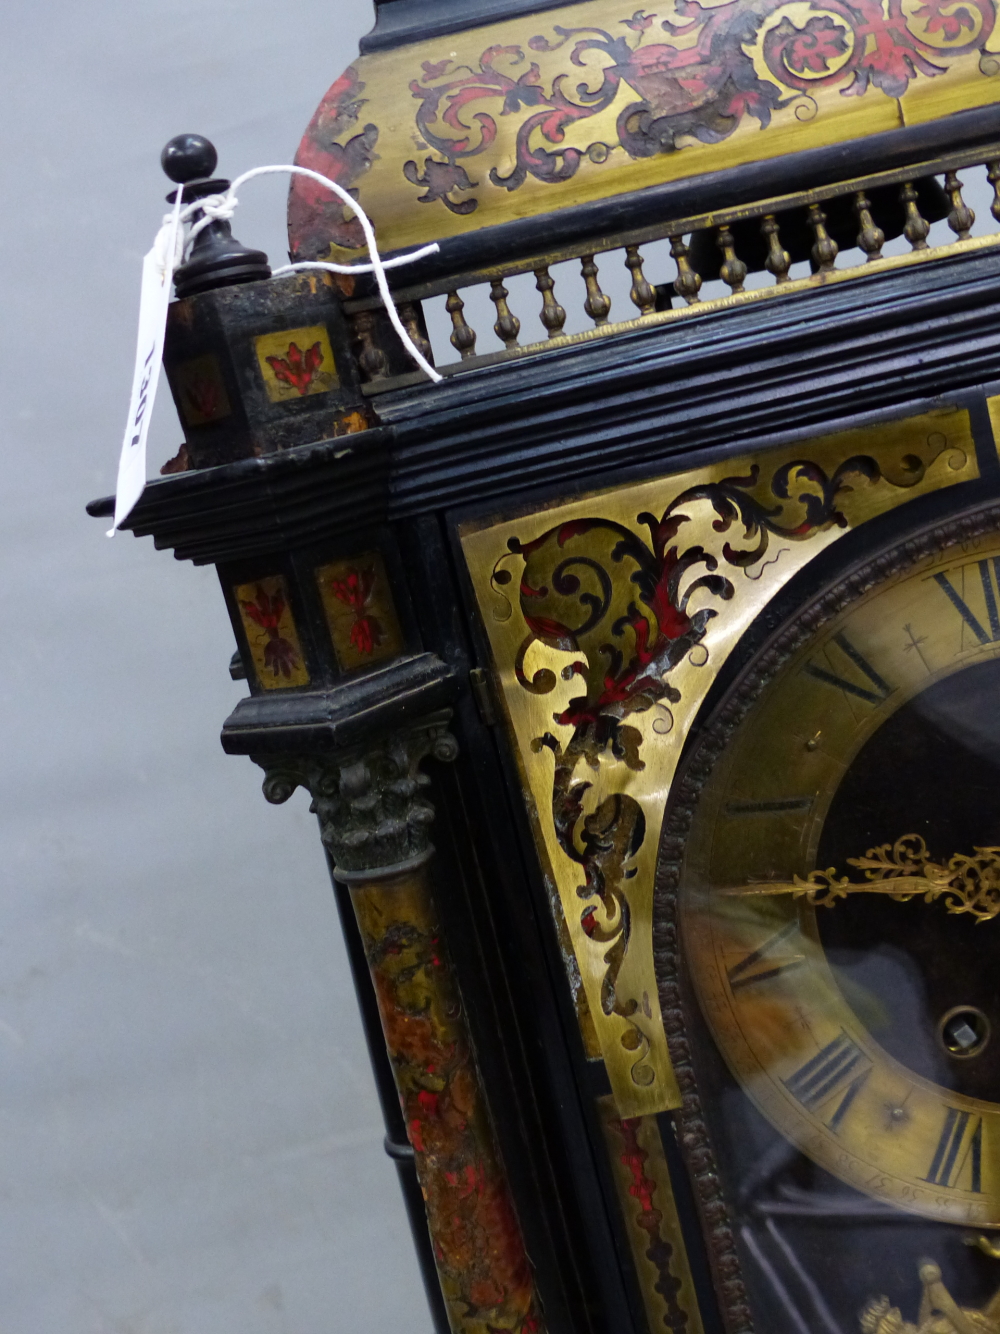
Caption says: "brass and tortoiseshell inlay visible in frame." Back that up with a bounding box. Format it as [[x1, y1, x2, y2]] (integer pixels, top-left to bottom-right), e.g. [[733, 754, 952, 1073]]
[[289, 0, 1000, 261], [460, 408, 978, 1117], [235, 576, 310, 689], [351, 864, 546, 1334], [254, 325, 339, 403], [316, 551, 405, 672], [598, 1098, 706, 1334], [259, 729, 544, 1334]]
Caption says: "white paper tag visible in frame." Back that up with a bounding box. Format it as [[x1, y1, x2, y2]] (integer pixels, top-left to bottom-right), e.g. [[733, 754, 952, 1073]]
[[107, 189, 184, 536]]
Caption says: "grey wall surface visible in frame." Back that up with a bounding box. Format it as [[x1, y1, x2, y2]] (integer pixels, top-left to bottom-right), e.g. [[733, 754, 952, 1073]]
[[1, 4, 433, 1331]]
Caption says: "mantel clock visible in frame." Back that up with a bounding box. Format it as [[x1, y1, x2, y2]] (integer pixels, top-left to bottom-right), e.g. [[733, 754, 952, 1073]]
[[90, 1, 1000, 1331]]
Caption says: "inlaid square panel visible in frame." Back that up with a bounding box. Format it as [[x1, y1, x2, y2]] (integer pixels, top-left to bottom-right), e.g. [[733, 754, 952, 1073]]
[[315, 551, 404, 673], [235, 576, 310, 689], [254, 325, 338, 402]]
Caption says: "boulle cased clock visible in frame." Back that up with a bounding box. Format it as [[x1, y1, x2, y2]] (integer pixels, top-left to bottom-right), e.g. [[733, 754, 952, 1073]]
[[91, 1, 1000, 1331]]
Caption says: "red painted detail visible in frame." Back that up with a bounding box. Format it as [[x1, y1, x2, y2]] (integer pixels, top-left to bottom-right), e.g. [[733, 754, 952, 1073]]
[[409, 1118, 425, 1153], [288, 65, 378, 260], [240, 586, 301, 679], [328, 566, 385, 656], [519, 578, 547, 600], [265, 341, 324, 395]]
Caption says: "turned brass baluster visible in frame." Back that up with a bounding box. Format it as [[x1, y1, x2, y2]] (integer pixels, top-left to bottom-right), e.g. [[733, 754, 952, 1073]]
[[988, 161, 1000, 225], [535, 266, 567, 338], [808, 203, 839, 273], [446, 289, 477, 359], [945, 170, 975, 240], [396, 301, 433, 365], [351, 309, 389, 381], [716, 226, 747, 294], [580, 253, 612, 325], [670, 234, 702, 305], [900, 181, 930, 250], [854, 191, 885, 261], [761, 215, 791, 283], [624, 245, 656, 315], [489, 278, 520, 349]]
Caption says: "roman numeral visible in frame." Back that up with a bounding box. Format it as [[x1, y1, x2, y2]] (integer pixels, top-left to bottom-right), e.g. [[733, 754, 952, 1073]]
[[784, 1032, 873, 1133], [803, 632, 892, 706], [727, 921, 805, 992], [934, 561, 1000, 646], [924, 1108, 983, 1191]]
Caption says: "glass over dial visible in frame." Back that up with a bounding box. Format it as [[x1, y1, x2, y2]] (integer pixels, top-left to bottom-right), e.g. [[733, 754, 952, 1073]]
[[679, 528, 1000, 1228]]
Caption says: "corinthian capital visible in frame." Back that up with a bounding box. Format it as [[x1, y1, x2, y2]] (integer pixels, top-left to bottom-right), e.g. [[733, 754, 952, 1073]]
[[255, 711, 458, 879]]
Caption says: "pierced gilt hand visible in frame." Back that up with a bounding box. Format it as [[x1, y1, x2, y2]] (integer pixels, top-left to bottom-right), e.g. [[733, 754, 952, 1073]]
[[727, 834, 1000, 923]]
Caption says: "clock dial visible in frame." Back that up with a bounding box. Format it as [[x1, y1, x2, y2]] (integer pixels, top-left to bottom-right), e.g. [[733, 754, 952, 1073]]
[[678, 526, 1000, 1228]]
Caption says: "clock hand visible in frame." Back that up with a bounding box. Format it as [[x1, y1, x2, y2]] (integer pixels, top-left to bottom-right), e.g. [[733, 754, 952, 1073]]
[[967, 1234, 1000, 1262], [725, 834, 1000, 922]]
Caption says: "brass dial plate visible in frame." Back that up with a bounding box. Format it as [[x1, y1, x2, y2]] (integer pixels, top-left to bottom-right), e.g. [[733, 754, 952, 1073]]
[[680, 529, 1000, 1226]]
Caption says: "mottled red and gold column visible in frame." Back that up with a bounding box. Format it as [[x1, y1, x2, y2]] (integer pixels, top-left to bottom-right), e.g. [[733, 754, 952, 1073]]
[[259, 714, 544, 1334]]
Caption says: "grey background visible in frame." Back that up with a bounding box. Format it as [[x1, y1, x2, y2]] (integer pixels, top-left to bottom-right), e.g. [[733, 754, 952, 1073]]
[[2, 3, 432, 1331]]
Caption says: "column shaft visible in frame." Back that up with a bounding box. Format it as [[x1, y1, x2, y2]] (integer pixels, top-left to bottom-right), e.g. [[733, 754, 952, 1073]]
[[347, 859, 544, 1334]]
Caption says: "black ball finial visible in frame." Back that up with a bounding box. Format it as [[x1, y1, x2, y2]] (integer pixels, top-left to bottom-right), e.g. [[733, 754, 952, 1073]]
[[158, 131, 270, 297], [161, 133, 218, 184]]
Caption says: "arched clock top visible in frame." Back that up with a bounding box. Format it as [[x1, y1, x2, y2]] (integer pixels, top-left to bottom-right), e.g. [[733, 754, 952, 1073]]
[[289, 0, 1000, 267]]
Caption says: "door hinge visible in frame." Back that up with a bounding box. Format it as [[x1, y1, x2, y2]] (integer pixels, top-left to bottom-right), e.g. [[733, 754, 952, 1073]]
[[469, 667, 498, 727]]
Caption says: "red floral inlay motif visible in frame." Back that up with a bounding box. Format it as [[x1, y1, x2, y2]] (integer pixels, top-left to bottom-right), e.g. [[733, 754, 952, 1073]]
[[780, 15, 850, 73], [328, 565, 384, 655], [265, 340, 324, 395], [240, 585, 300, 679]]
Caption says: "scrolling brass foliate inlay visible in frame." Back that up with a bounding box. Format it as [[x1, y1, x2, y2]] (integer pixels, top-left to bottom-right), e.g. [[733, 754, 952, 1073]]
[[289, 0, 1000, 260], [460, 409, 977, 1116], [729, 833, 1000, 920]]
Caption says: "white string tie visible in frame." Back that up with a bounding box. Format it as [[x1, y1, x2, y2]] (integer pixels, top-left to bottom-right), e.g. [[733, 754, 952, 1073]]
[[170, 164, 442, 383]]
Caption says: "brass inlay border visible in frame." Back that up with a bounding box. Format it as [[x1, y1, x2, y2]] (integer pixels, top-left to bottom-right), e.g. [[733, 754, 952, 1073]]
[[598, 1098, 705, 1334]]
